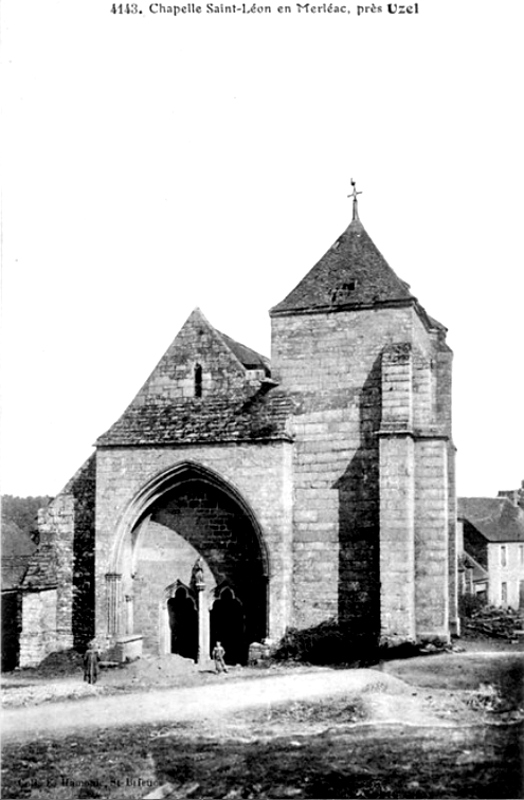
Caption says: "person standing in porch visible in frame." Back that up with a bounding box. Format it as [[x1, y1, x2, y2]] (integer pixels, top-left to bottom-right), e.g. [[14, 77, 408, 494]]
[[212, 641, 228, 674]]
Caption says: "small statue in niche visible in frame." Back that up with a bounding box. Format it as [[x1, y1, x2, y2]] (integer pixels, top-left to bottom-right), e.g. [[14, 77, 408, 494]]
[[191, 557, 205, 590]]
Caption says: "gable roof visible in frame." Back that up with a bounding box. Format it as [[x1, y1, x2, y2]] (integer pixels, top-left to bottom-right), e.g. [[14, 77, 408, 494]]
[[458, 497, 524, 542], [135, 308, 249, 401], [270, 217, 415, 316], [97, 308, 293, 448]]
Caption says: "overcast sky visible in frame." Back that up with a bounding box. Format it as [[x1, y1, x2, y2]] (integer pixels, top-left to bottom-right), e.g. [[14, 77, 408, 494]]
[[2, 0, 523, 499]]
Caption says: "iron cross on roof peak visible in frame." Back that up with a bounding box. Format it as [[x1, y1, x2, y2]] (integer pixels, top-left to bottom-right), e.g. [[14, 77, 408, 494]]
[[348, 179, 362, 221]]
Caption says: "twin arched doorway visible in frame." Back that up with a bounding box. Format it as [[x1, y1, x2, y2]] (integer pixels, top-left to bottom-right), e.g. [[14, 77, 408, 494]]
[[117, 464, 268, 665], [166, 582, 248, 664]]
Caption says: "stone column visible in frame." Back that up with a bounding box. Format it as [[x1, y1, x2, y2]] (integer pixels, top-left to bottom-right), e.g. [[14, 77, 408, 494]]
[[192, 560, 208, 664], [158, 600, 170, 655], [125, 594, 134, 635], [105, 573, 122, 637]]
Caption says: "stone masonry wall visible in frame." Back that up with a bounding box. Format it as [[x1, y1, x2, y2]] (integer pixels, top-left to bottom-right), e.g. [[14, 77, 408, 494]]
[[379, 344, 416, 640], [20, 456, 96, 665], [414, 437, 449, 638], [19, 590, 58, 667], [33, 495, 75, 654], [271, 306, 418, 634], [95, 441, 293, 644]]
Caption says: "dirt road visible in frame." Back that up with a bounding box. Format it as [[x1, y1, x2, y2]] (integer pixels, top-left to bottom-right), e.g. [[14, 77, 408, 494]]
[[3, 668, 414, 742]]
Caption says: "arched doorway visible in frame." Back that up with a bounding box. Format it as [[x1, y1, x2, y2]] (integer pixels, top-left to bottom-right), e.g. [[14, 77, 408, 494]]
[[210, 586, 246, 665], [117, 462, 269, 662], [167, 585, 198, 660]]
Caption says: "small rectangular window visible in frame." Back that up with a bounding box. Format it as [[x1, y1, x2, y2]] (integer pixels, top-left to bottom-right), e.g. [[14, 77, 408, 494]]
[[501, 582, 508, 605], [519, 545, 524, 566], [501, 545, 507, 567]]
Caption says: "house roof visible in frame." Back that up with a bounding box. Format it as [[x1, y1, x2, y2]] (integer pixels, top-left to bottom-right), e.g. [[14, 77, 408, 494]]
[[1, 523, 37, 591], [458, 497, 524, 542], [270, 216, 416, 316], [97, 385, 293, 447]]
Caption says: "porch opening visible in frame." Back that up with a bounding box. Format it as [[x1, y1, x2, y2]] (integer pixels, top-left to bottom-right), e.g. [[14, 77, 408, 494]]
[[167, 586, 198, 660]]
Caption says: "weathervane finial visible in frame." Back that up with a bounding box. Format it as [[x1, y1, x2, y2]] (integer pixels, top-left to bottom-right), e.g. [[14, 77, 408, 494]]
[[348, 179, 362, 221]]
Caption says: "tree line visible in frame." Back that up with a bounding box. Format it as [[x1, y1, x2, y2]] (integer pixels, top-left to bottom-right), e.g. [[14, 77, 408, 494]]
[[2, 495, 52, 542]]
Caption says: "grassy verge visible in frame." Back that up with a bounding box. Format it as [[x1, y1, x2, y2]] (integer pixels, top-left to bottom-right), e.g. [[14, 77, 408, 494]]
[[3, 715, 522, 799]]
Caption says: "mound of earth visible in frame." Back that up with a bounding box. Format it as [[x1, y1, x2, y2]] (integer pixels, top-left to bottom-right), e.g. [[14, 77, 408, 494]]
[[114, 653, 200, 684]]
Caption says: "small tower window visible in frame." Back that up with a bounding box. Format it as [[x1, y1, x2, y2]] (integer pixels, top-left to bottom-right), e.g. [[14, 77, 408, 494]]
[[332, 280, 357, 303], [194, 364, 202, 398]]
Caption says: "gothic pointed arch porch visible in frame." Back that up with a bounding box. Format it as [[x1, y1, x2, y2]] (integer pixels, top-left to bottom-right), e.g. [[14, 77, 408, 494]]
[[106, 461, 270, 662]]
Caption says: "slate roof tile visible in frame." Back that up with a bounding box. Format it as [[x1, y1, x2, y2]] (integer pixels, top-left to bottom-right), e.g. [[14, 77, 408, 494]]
[[458, 497, 524, 542], [97, 385, 293, 447]]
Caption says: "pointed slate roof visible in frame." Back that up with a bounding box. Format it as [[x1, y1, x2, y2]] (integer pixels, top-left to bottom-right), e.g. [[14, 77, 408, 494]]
[[270, 217, 415, 316]]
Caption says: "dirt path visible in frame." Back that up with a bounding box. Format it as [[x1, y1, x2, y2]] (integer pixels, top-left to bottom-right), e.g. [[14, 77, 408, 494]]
[[3, 668, 417, 742]]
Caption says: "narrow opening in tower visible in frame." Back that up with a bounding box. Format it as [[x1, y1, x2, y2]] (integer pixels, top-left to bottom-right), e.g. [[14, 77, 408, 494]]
[[194, 364, 202, 398]]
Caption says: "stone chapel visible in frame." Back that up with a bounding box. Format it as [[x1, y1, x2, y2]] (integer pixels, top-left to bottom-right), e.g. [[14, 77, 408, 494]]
[[19, 194, 458, 667]]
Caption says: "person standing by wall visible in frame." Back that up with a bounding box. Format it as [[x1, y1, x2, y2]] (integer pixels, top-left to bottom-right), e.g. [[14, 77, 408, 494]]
[[83, 640, 100, 684]]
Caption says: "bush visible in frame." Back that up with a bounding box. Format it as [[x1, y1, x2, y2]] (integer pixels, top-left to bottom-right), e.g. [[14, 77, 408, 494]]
[[272, 620, 378, 666], [459, 593, 488, 619]]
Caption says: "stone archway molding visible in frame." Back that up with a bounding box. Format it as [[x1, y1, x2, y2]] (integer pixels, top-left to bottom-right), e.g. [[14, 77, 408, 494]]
[[108, 460, 270, 578]]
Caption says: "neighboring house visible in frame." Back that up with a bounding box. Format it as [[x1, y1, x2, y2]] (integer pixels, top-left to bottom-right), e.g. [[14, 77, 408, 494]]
[[1, 522, 37, 670], [19, 192, 458, 667], [457, 551, 489, 600], [458, 493, 524, 610]]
